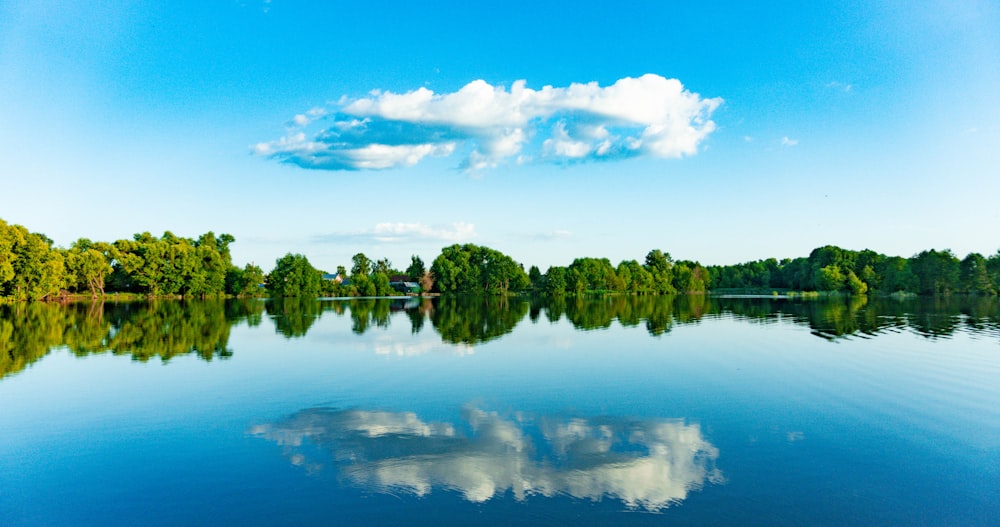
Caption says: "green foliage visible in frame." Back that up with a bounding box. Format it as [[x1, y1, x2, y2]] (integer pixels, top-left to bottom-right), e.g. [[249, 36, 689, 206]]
[[910, 249, 960, 295], [544, 266, 567, 294], [431, 296, 529, 344], [430, 244, 529, 294], [616, 260, 654, 293], [1, 299, 267, 377], [104, 230, 235, 297], [226, 263, 265, 297], [567, 257, 619, 292], [65, 239, 115, 298], [958, 253, 995, 295], [528, 265, 543, 290], [846, 270, 868, 295], [265, 297, 322, 338], [644, 250, 677, 294], [371, 271, 392, 296], [351, 253, 372, 277], [406, 255, 426, 281], [268, 253, 321, 298], [0, 222, 66, 301], [0, 216, 996, 301]]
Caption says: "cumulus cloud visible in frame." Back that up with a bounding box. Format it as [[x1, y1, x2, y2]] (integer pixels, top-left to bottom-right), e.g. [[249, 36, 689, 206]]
[[254, 74, 722, 171], [781, 136, 799, 147], [315, 222, 476, 244], [251, 405, 723, 511]]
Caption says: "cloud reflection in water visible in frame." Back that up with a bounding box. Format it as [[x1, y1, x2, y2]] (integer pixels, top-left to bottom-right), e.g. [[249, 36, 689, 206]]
[[250, 406, 722, 511]]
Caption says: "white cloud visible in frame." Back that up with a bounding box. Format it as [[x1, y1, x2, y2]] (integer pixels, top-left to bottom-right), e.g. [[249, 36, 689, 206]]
[[825, 81, 853, 92], [527, 229, 573, 241], [316, 222, 476, 244], [252, 406, 723, 511], [781, 136, 799, 147], [255, 74, 722, 171]]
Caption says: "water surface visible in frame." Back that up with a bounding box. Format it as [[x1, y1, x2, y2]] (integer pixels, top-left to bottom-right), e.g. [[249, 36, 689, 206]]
[[1, 296, 998, 525]]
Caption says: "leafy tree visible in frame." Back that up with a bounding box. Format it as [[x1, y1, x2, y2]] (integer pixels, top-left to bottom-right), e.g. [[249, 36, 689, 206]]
[[528, 265, 543, 291], [879, 256, 916, 293], [65, 238, 114, 298], [544, 266, 567, 294], [0, 218, 26, 286], [430, 244, 528, 294], [268, 253, 321, 298], [226, 263, 265, 297], [846, 270, 868, 295], [418, 271, 435, 294], [988, 251, 1000, 293], [816, 265, 845, 291], [644, 249, 677, 294], [617, 259, 654, 293], [371, 271, 392, 296], [567, 257, 619, 292], [374, 257, 394, 277], [910, 249, 960, 295], [351, 253, 372, 277], [960, 252, 995, 295], [3, 227, 65, 301], [406, 255, 426, 281]]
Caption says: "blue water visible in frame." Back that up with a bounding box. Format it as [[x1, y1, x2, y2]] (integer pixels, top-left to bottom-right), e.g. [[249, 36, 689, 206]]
[[1, 297, 998, 525]]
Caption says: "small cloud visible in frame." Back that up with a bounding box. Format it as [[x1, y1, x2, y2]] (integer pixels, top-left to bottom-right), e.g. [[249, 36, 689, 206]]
[[527, 230, 573, 241], [255, 74, 723, 172], [787, 431, 804, 443], [825, 81, 853, 92], [743, 135, 753, 142], [315, 222, 476, 244], [288, 107, 328, 128], [781, 136, 799, 147]]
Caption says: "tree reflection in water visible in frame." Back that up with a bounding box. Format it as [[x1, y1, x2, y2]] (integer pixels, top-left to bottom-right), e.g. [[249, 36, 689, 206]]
[[3, 295, 999, 378], [0, 299, 263, 378]]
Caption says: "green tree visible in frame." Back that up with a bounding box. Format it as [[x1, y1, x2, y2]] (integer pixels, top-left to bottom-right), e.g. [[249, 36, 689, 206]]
[[544, 266, 567, 295], [406, 255, 426, 281], [371, 271, 392, 296], [846, 270, 868, 295], [910, 249, 960, 295], [226, 263, 265, 297], [268, 253, 321, 298], [3, 228, 65, 301], [430, 244, 528, 294], [816, 265, 845, 291], [644, 249, 677, 294], [960, 253, 995, 295], [528, 265, 543, 291], [65, 238, 114, 298], [374, 257, 394, 277], [351, 253, 372, 277]]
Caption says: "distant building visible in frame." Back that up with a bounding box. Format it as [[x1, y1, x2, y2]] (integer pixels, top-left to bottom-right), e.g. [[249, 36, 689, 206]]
[[389, 280, 421, 294]]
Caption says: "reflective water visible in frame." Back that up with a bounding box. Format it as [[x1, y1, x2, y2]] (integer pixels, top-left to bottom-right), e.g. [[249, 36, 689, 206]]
[[1, 296, 998, 525]]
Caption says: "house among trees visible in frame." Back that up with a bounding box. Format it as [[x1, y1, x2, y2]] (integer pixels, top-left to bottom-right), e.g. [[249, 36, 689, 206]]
[[388, 275, 421, 294], [322, 272, 350, 286]]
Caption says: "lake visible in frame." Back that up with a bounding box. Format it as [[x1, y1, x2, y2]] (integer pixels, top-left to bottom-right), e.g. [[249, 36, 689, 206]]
[[1, 295, 998, 525]]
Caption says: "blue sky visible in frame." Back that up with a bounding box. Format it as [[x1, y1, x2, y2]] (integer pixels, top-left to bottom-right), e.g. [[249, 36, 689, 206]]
[[1, 1, 998, 272]]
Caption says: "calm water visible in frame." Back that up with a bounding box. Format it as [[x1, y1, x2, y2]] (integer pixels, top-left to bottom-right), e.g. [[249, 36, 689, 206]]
[[1, 296, 998, 526]]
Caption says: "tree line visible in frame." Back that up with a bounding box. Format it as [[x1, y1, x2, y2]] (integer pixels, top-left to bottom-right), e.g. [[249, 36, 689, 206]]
[[1, 218, 265, 301], [705, 245, 1000, 296], [2, 217, 998, 301]]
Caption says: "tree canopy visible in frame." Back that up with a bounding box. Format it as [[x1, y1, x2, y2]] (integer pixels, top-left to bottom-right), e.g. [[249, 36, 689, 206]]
[[1, 216, 998, 301]]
